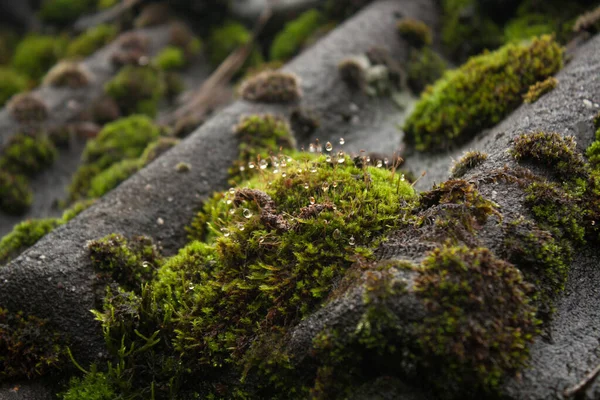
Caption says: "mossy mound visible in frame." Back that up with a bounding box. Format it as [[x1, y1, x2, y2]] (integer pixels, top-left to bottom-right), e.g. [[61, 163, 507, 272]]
[[39, 0, 96, 25], [403, 35, 563, 152], [0, 67, 29, 107], [450, 150, 488, 178], [269, 9, 325, 61], [42, 61, 93, 88], [11, 35, 67, 81], [104, 66, 165, 117], [153, 46, 186, 71], [523, 76, 558, 103], [0, 171, 32, 215], [207, 21, 263, 68], [397, 18, 433, 48], [66, 24, 118, 58], [0, 133, 57, 176]]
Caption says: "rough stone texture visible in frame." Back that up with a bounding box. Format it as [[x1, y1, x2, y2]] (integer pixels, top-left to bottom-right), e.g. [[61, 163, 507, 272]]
[[0, 1, 439, 397]]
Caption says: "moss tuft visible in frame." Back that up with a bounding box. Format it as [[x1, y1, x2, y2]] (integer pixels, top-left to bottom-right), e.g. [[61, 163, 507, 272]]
[[42, 61, 93, 88], [269, 9, 325, 61], [337, 55, 370, 90], [67, 24, 118, 58], [168, 22, 202, 58], [0, 172, 31, 216], [62, 366, 115, 400], [11, 35, 66, 81], [153, 46, 186, 71], [105, 66, 165, 117], [523, 76, 558, 103], [39, 0, 95, 25], [406, 47, 447, 94], [403, 35, 563, 151], [415, 244, 537, 392], [450, 150, 488, 178], [0, 67, 29, 107], [239, 71, 302, 103], [397, 18, 433, 48], [7, 93, 49, 124], [87, 159, 141, 199], [0, 218, 62, 265], [207, 21, 263, 68], [0, 133, 57, 176]]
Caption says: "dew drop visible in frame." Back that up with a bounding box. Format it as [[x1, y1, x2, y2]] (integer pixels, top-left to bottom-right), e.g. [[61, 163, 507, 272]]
[[592, 221, 596, 226], [332, 181, 338, 188], [226, 199, 233, 205], [142, 261, 150, 269], [309, 196, 316, 205], [310, 163, 318, 173], [259, 159, 268, 169], [384, 158, 389, 167], [376, 160, 383, 168], [280, 159, 287, 167], [229, 209, 235, 215], [237, 223, 245, 231], [332, 229, 341, 239], [400, 174, 405, 182], [188, 283, 195, 290], [366, 156, 371, 163], [326, 155, 332, 163], [287, 156, 293, 163], [258, 236, 265, 244], [348, 236, 356, 246], [248, 162, 256, 169], [229, 188, 235, 194], [339, 137, 345, 145], [304, 183, 309, 189], [243, 208, 253, 218], [273, 168, 279, 174], [239, 165, 245, 172], [220, 228, 230, 237], [282, 172, 287, 177], [322, 182, 329, 192], [325, 142, 333, 152], [297, 168, 303, 174], [337, 151, 345, 164]]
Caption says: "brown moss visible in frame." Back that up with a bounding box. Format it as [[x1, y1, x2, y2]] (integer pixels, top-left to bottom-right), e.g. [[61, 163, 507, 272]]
[[523, 77, 558, 103], [42, 61, 93, 88], [397, 18, 433, 48], [7, 93, 48, 124], [239, 71, 302, 103]]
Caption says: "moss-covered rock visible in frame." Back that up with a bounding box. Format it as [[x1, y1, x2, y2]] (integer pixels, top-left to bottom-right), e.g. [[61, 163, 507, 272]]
[[403, 35, 563, 151], [66, 24, 118, 58], [523, 76, 558, 103], [0, 133, 57, 176], [269, 9, 325, 61], [11, 35, 66, 81], [105, 66, 165, 117], [0, 67, 29, 107], [449, 150, 488, 178], [239, 70, 302, 103]]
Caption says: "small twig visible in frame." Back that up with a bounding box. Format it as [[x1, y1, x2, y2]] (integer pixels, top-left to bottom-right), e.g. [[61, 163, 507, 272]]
[[564, 363, 600, 398]]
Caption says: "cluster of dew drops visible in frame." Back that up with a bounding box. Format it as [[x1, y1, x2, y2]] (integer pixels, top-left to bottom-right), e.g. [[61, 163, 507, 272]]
[[221, 137, 405, 247]]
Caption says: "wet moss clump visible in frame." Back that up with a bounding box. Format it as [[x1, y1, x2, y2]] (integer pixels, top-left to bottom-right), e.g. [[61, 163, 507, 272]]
[[0, 133, 57, 176], [523, 76, 558, 103], [66, 24, 118, 58], [406, 47, 447, 94], [0, 307, 66, 381], [503, 14, 554, 43], [269, 9, 325, 61], [403, 35, 563, 152], [62, 366, 115, 400], [397, 18, 432, 48], [207, 21, 263, 68], [585, 122, 600, 168], [104, 66, 165, 117], [11, 35, 66, 81], [39, 0, 96, 25], [153, 46, 186, 71], [239, 71, 302, 103], [0, 67, 29, 107], [414, 244, 537, 392], [450, 150, 488, 178], [0, 171, 32, 215], [42, 61, 93, 88]]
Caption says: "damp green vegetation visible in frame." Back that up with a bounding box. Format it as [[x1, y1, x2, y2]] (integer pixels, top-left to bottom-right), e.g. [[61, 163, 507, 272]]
[[0, 67, 29, 106], [0, 307, 66, 381], [503, 14, 554, 43], [66, 24, 118, 58], [415, 244, 538, 392], [0, 200, 94, 266], [153, 46, 186, 71], [450, 150, 488, 178], [43, 61, 92, 88], [39, 0, 96, 25], [585, 119, 600, 168], [239, 70, 302, 103], [207, 21, 263, 68], [62, 366, 115, 400], [11, 35, 67, 81], [406, 47, 447, 94], [68, 116, 167, 201], [105, 65, 165, 117], [403, 35, 563, 152], [269, 9, 325, 61], [397, 18, 432, 48], [0, 171, 32, 215], [523, 77, 558, 103]]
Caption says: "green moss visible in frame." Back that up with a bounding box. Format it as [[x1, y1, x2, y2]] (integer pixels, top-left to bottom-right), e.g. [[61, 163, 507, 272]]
[[139, 137, 179, 165], [0, 174, 31, 215], [66, 24, 118, 58], [0, 67, 29, 107], [69, 116, 162, 200], [397, 18, 432, 48], [153, 46, 186, 71], [511, 132, 587, 181], [523, 76, 558, 103], [403, 35, 563, 151], [97, 0, 118, 10], [168, 22, 202, 58], [39, 0, 95, 25], [450, 150, 488, 178], [585, 125, 600, 168], [414, 244, 538, 392], [269, 10, 325, 61], [0, 218, 61, 265], [62, 366, 115, 400], [0, 29, 19, 65], [87, 159, 142, 199], [87, 234, 162, 292], [0, 307, 66, 381], [239, 70, 302, 103], [504, 14, 554, 43], [406, 47, 447, 94], [104, 66, 165, 117], [11, 35, 66, 80], [0, 134, 57, 176], [207, 21, 263, 68]]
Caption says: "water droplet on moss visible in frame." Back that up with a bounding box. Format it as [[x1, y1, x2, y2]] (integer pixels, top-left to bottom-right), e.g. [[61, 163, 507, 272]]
[[326, 155, 332, 163], [400, 174, 405, 182], [258, 236, 265, 244], [188, 283, 195, 290], [259, 159, 268, 169], [142, 261, 150, 268], [337, 151, 345, 164], [376, 160, 383, 168], [220, 228, 230, 237], [309, 196, 316, 205], [229, 188, 235, 194], [249, 162, 256, 169], [332, 181, 338, 188], [332, 229, 341, 239], [243, 208, 253, 218], [339, 137, 345, 145], [325, 142, 333, 152], [348, 236, 355, 246], [310, 163, 318, 173], [304, 183, 309, 189], [322, 182, 329, 192]]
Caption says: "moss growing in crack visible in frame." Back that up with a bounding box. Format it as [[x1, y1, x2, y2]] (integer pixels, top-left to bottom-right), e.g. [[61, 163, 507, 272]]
[[153, 46, 186, 71], [0, 133, 57, 176], [0, 67, 29, 107], [105, 65, 165, 117], [42, 61, 93, 88], [406, 47, 447, 94], [239, 70, 302, 103], [69, 115, 162, 200], [7, 93, 49, 124], [66, 24, 118, 58], [207, 21, 263, 68], [523, 76, 558, 103], [39, 0, 96, 25], [11, 35, 66, 81], [450, 150, 488, 178], [397, 18, 432, 48], [414, 244, 538, 393], [0, 171, 32, 215], [269, 9, 325, 61], [87, 159, 142, 199], [403, 35, 563, 151], [0, 307, 66, 381], [87, 234, 162, 292]]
